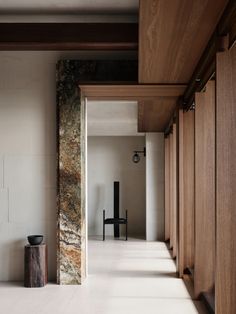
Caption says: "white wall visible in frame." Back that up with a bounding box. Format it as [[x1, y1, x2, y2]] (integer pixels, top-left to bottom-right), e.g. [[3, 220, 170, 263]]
[[146, 133, 165, 241], [0, 52, 58, 281], [0, 51, 137, 281], [88, 136, 145, 237], [0, 52, 164, 281]]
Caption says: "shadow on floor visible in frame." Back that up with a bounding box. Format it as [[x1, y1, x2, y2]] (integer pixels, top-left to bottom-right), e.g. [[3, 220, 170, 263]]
[[89, 269, 177, 278]]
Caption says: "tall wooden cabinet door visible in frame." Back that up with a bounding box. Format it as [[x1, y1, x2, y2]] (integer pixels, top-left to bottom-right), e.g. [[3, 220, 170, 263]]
[[178, 109, 195, 277], [183, 110, 195, 270], [165, 136, 170, 241], [194, 80, 215, 298], [169, 133, 173, 249], [216, 47, 236, 314], [172, 124, 177, 258]]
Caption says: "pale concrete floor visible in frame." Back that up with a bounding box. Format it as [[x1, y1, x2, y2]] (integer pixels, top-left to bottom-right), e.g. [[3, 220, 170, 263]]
[[0, 237, 207, 314]]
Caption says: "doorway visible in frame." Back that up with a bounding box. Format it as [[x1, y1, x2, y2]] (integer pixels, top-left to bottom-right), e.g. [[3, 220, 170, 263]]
[[86, 100, 146, 242]]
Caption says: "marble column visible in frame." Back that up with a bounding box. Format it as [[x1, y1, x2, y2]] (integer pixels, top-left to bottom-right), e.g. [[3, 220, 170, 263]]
[[57, 61, 86, 284], [56, 60, 138, 284]]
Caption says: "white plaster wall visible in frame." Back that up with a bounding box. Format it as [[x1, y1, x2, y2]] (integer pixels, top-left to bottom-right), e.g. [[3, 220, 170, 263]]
[[0, 51, 137, 281], [0, 52, 58, 281], [88, 136, 145, 237], [146, 133, 165, 241]]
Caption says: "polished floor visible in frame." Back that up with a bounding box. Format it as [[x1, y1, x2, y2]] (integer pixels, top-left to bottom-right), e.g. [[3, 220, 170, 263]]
[[1, 238, 207, 314]]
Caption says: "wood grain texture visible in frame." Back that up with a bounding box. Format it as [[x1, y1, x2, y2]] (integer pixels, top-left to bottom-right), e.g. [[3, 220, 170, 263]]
[[178, 109, 184, 276], [216, 46, 236, 314], [138, 98, 177, 132], [80, 84, 186, 99], [169, 123, 179, 257], [183, 33, 217, 110], [183, 110, 195, 270], [24, 245, 47, 288], [184, 0, 236, 109], [169, 132, 173, 249], [194, 80, 215, 298], [80, 85, 185, 132], [172, 124, 177, 258], [178, 109, 195, 277], [139, 0, 227, 83], [165, 136, 170, 241], [218, 0, 236, 48]]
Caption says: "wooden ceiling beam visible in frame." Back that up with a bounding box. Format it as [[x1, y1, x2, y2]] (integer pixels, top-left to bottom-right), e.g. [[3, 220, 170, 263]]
[[79, 84, 186, 100], [0, 23, 138, 50], [80, 84, 184, 132], [183, 0, 236, 110]]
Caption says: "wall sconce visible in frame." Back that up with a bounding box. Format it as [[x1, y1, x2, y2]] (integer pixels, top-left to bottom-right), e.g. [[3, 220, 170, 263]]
[[132, 147, 146, 163]]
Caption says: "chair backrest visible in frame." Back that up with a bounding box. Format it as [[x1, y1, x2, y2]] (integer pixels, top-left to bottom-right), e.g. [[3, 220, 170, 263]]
[[114, 181, 120, 238], [114, 181, 119, 219]]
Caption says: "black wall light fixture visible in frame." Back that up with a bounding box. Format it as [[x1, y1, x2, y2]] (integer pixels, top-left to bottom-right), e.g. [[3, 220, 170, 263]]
[[132, 147, 146, 163]]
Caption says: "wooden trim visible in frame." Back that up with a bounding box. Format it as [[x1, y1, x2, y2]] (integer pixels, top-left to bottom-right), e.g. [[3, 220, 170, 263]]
[[0, 23, 138, 51], [80, 84, 187, 100], [183, 0, 236, 110]]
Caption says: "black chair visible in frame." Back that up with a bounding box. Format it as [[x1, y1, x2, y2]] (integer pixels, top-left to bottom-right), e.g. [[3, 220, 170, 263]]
[[103, 210, 128, 241]]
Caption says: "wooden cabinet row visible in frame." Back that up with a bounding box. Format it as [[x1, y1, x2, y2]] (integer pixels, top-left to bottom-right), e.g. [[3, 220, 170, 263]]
[[165, 45, 236, 314]]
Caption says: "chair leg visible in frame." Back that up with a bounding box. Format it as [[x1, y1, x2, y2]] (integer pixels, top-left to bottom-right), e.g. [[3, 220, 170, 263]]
[[103, 210, 105, 241]]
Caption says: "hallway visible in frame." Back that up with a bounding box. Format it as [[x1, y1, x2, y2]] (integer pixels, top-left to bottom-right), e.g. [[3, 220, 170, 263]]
[[0, 238, 207, 314]]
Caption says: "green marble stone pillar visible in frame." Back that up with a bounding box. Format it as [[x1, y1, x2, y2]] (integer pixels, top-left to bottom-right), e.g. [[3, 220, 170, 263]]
[[57, 61, 86, 284]]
